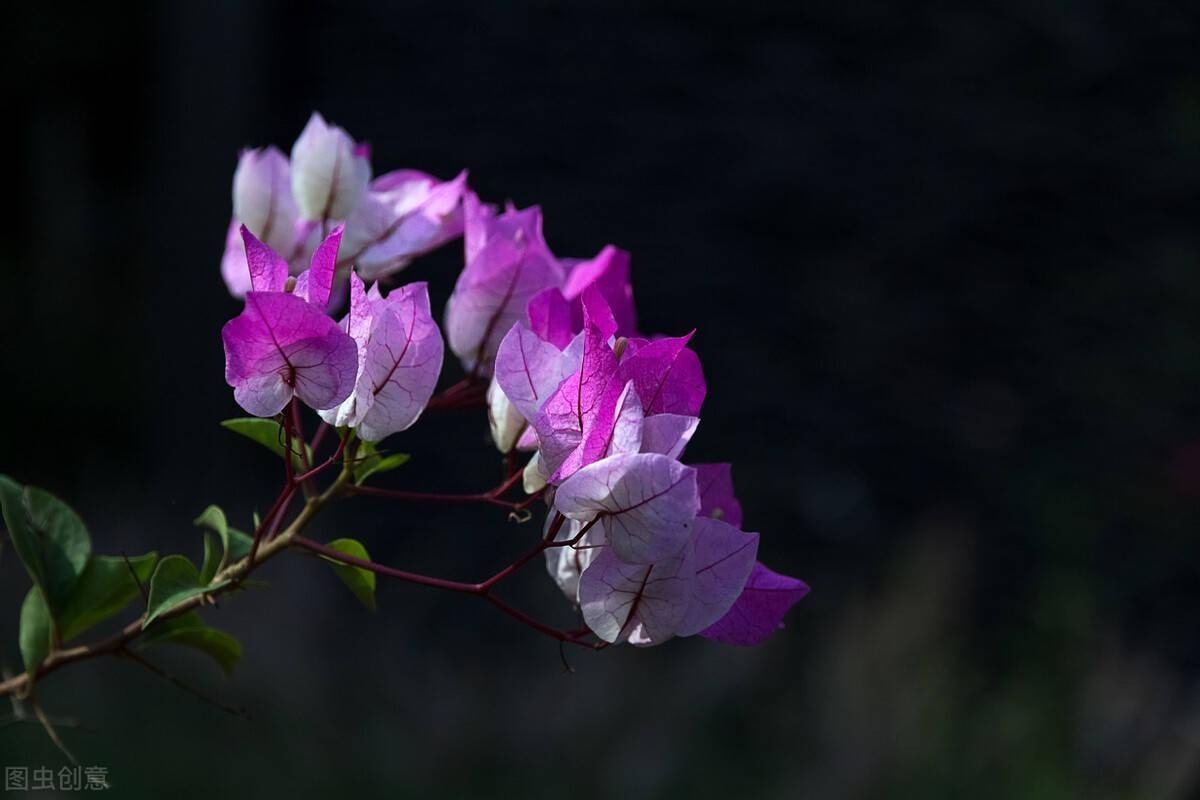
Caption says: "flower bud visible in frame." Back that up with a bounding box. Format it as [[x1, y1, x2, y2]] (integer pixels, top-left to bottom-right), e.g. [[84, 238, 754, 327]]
[[290, 112, 371, 222]]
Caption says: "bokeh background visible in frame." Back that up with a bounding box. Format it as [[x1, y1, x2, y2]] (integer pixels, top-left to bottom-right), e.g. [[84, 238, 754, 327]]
[[4, 1, 1200, 797]]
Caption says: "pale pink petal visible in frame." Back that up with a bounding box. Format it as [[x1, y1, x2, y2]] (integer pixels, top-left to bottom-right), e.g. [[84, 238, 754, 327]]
[[675, 518, 759, 637], [578, 547, 693, 645], [290, 112, 370, 221], [553, 452, 699, 565], [640, 414, 699, 460], [487, 377, 526, 453], [493, 323, 576, 423], [353, 283, 444, 442], [232, 145, 298, 255], [220, 219, 252, 298]]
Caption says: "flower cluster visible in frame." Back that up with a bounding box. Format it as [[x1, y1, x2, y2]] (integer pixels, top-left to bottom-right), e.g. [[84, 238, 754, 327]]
[[219, 112, 807, 647]]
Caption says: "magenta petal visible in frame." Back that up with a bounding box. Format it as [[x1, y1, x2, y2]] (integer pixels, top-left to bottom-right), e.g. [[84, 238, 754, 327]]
[[699, 562, 810, 646], [694, 463, 743, 528], [240, 226, 289, 293], [578, 379, 644, 466], [222, 292, 358, 416], [553, 452, 699, 564], [562, 245, 636, 336], [615, 332, 706, 416], [578, 546, 693, 645], [675, 518, 759, 637], [526, 287, 573, 349], [531, 304, 619, 480], [353, 282, 445, 442], [293, 225, 343, 310]]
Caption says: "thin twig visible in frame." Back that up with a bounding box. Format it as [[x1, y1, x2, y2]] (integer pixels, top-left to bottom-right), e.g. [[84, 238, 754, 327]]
[[118, 648, 249, 719]]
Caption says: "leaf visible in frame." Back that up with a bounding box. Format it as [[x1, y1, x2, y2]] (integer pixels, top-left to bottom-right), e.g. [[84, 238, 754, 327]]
[[19, 587, 52, 674], [140, 611, 242, 676], [319, 538, 377, 611], [353, 449, 410, 486], [0, 476, 92, 612], [194, 505, 255, 576], [220, 418, 311, 471], [57, 553, 157, 642], [143, 556, 228, 628], [199, 532, 220, 585]]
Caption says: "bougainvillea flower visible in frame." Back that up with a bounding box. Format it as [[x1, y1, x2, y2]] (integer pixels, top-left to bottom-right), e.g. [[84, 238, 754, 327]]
[[699, 562, 810, 646], [444, 195, 564, 375], [317, 273, 444, 442], [340, 169, 468, 281], [553, 452, 699, 565], [578, 547, 693, 645], [561, 245, 636, 337], [222, 227, 358, 416], [290, 112, 371, 222]]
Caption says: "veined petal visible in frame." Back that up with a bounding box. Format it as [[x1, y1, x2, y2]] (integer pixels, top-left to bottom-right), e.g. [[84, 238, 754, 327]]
[[640, 414, 699, 460], [290, 112, 370, 221], [699, 562, 809, 646], [353, 283, 444, 442], [232, 145, 298, 255], [675, 518, 759, 637], [240, 226, 289, 293], [222, 291, 357, 416], [615, 332, 706, 416], [553, 452, 699, 565], [578, 546, 693, 645]]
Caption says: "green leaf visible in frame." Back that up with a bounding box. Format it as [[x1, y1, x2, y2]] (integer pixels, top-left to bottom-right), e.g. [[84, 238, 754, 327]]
[[143, 556, 228, 628], [57, 553, 157, 642], [140, 612, 242, 676], [352, 441, 410, 486], [194, 505, 255, 577], [320, 538, 377, 611], [199, 533, 220, 585], [19, 587, 52, 674], [220, 418, 311, 471], [0, 476, 92, 612]]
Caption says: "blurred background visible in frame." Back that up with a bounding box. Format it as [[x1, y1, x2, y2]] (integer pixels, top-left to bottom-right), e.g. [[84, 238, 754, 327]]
[[4, 1, 1200, 797]]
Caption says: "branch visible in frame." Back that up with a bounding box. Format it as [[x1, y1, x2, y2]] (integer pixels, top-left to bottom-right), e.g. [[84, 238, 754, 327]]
[[0, 466, 354, 701]]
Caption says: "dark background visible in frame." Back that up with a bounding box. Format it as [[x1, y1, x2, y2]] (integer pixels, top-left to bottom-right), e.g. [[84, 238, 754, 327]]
[[4, 1, 1200, 797]]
